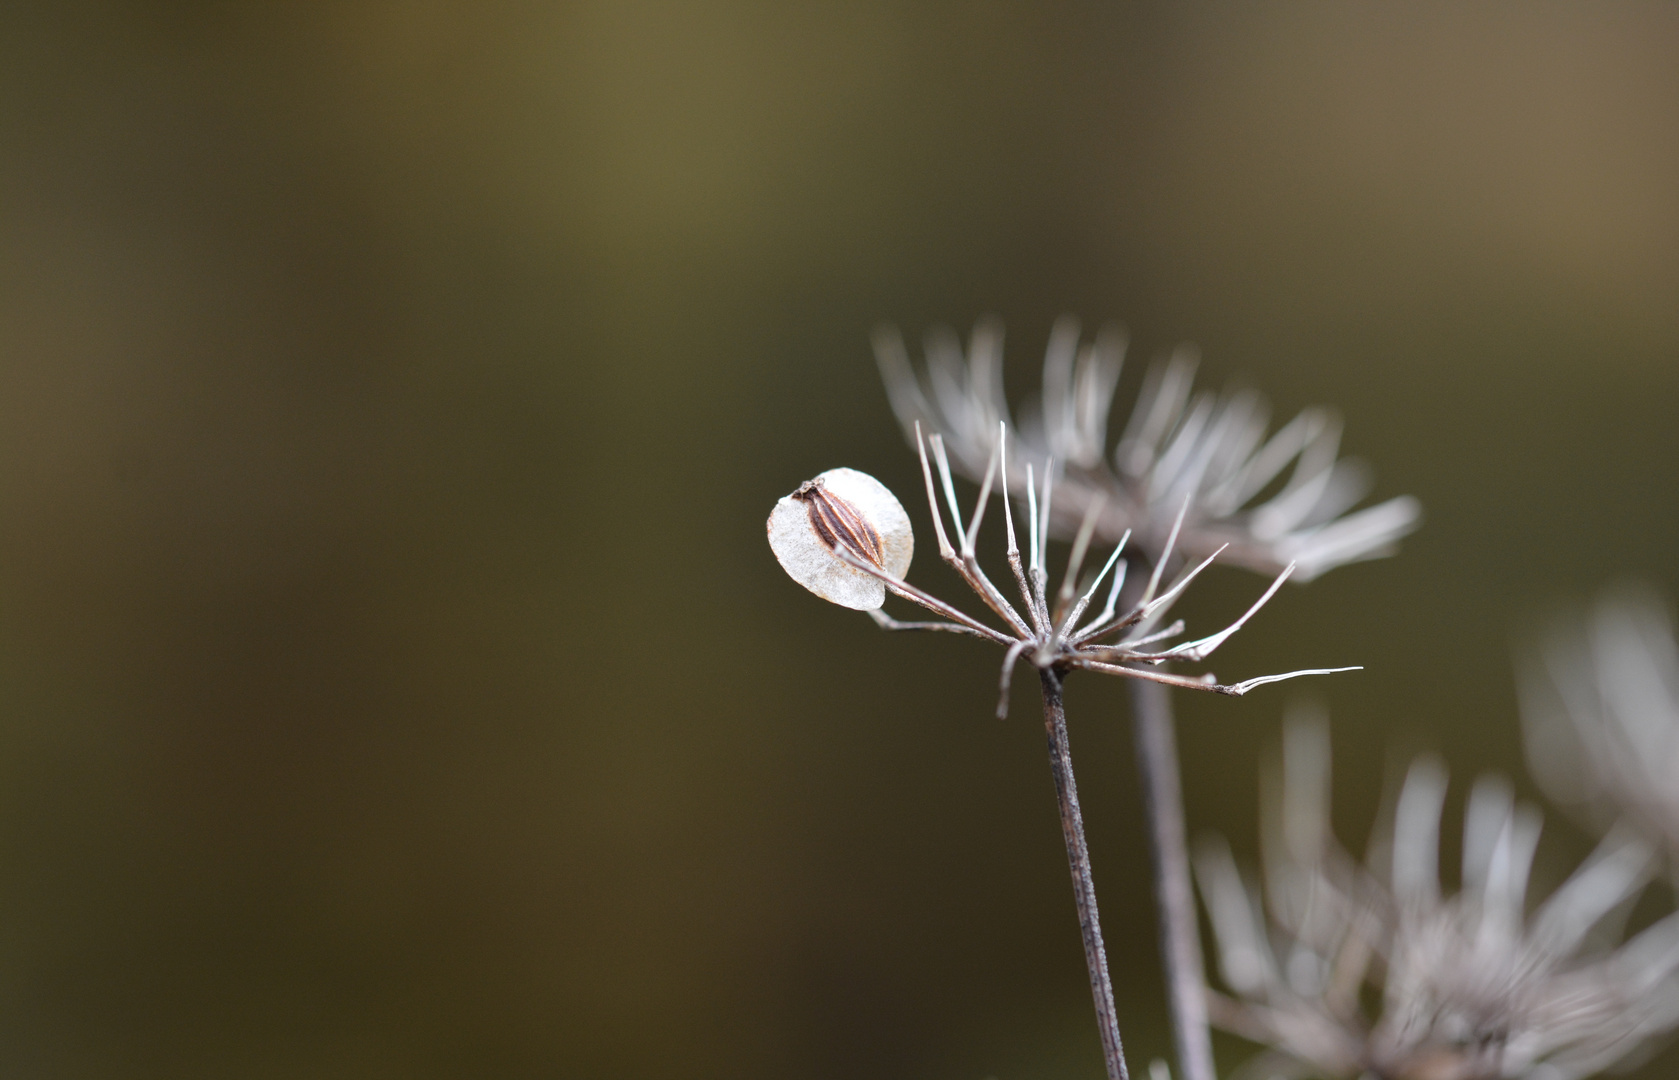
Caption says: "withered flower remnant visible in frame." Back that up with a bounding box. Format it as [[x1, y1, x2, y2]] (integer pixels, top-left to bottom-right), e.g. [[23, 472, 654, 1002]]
[[767, 424, 1358, 709], [767, 422, 1363, 1080], [1520, 586, 1679, 872], [878, 316, 1421, 1080], [1197, 714, 1679, 1080], [876, 317, 1421, 581]]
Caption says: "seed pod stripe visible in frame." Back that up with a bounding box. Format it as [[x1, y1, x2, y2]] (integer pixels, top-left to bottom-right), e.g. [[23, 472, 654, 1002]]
[[768, 467, 912, 611], [796, 480, 886, 569]]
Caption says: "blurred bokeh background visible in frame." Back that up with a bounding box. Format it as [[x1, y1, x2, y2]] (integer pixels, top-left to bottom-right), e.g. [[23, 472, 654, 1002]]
[[1, 2, 1677, 1077]]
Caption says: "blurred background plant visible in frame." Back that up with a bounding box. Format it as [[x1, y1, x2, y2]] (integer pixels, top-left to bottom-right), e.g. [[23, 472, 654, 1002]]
[[875, 317, 1421, 581], [1521, 587, 1679, 883], [877, 308, 1420, 1080], [877, 314, 1418, 1080], [1198, 711, 1679, 1080], [1, 3, 1678, 1078]]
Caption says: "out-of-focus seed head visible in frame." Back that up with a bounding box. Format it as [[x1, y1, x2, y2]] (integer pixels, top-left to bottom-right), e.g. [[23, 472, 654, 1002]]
[[1520, 585, 1679, 870], [1196, 712, 1679, 1080], [767, 467, 914, 610], [766, 427, 1355, 703], [875, 317, 1421, 582]]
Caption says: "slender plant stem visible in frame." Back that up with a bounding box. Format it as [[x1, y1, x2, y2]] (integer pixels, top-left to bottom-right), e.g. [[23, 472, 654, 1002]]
[[1129, 678, 1215, 1080], [1040, 668, 1130, 1080]]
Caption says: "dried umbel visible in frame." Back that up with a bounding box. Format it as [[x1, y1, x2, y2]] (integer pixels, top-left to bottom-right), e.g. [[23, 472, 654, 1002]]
[[767, 424, 1357, 710], [878, 316, 1421, 1080], [767, 423, 1362, 1080], [1196, 714, 1679, 1080], [1520, 586, 1679, 872], [876, 317, 1420, 582]]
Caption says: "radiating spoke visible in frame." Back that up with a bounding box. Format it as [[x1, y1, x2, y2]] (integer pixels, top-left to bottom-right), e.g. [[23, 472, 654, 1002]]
[[1054, 493, 1108, 625], [1056, 536, 1128, 648], [914, 423, 957, 561], [830, 547, 1013, 645], [1224, 667, 1361, 695], [996, 639, 1033, 719], [1160, 563, 1295, 662], [930, 434, 969, 550], [1140, 495, 1191, 607], [867, 608, 990, 638]]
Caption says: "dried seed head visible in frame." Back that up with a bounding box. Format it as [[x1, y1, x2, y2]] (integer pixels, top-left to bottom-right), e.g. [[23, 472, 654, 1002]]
[[767, 467, 913, 610], [875, 318, 1421, 582], [1196, 714, 1679, 1080]]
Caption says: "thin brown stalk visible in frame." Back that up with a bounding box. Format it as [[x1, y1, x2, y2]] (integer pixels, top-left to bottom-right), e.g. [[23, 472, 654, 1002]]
[[1130, 677, 1215, 1080], [1040, 668, 1130, 1080]]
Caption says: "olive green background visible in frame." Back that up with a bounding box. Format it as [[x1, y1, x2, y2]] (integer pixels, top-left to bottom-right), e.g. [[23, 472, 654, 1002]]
[[2, 3, 1677, 1077]]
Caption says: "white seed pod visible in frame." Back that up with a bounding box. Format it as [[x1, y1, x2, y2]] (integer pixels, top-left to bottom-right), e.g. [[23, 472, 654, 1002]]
[[767, 467, 913, 610]]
